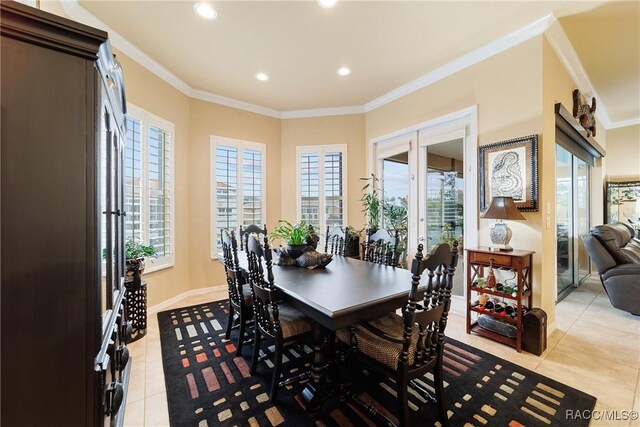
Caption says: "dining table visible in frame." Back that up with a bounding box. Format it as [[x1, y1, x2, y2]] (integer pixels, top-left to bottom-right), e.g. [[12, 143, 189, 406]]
[[230, 250, 420, 412]]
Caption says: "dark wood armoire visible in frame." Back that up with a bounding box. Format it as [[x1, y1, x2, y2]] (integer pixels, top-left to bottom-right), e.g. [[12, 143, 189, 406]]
[[1, 2, 131, 425]]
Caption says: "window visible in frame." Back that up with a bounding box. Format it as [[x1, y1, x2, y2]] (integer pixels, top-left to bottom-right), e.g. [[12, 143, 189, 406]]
[[297, 145, 347, 233], [211, 136, 266, 257], [125, 104, 175, 271]]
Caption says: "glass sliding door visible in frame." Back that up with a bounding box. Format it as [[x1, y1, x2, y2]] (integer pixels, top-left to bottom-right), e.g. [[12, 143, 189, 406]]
[[556, 145, 574, 297], [378, 142, 412, 263], [556, 144, 591, 300], [576, 158, 590, 282], [371, 110, 477, 314], [420, 138, 465, 296]]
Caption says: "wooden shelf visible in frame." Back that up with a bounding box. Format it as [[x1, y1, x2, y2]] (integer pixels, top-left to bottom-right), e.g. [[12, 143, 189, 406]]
[[465, 247, 534, 353], [469, 307, 518, 324], [470, 286, 530, 301], [469, 322, 517, 349]]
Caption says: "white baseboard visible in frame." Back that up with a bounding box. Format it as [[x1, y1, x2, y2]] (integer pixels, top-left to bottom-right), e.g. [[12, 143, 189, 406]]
[[147, 284, 227, 316]]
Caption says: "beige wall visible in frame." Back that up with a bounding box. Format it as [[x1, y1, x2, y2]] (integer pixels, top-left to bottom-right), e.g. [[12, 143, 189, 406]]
[[188, 99, 281, 289], [40, 1, 636, 320], [115, 50, 193, 307], [604, 124, 640, 180], [542, 37, 614, 311], [281, 115, 367, 232], [105, 50, 283, 303], [366, 37, 547, 316], [541, 37, 578, 321]]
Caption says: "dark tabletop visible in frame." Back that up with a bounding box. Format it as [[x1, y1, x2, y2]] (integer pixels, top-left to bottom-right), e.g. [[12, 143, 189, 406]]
[[233, 252, 418, 330]]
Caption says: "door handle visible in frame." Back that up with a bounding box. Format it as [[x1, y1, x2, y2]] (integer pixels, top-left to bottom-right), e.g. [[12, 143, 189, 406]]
[[116, 345, 129, 371], [104, 381, 124, 416]]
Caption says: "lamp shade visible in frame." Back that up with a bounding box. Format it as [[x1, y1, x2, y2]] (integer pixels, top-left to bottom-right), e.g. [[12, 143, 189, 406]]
[[481, 196, 526, 221]]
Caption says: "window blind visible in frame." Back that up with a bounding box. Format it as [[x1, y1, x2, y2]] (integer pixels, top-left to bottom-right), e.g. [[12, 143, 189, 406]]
[[123, 105, 174, 270], [297, 145, 346, 234], [212, 139, 266, 253]]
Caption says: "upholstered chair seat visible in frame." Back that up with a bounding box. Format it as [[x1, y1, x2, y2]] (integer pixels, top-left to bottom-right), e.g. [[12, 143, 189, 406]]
[[337, 242, 459, 427], [267, 303, 312, 338], [246, 232, 312, 402], [336, 312, 421, 370]]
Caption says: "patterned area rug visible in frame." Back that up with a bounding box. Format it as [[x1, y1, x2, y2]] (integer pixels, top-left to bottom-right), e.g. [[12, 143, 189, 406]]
[[158, 300, 596, 426]]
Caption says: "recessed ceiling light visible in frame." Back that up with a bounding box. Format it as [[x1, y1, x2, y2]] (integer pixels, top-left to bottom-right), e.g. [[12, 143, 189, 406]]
[[337, 67, 351, 76], [194, 2, 217, 20], [255, 73, 269, 81], [317, 0, 338, 9]]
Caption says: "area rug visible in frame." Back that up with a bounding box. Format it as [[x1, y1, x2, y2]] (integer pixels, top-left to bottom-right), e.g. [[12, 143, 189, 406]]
[[158, 300, 596, 426]]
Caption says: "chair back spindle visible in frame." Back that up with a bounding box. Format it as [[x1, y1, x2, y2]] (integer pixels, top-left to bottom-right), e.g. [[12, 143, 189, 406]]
[[364, 228, 401, 266], [240, 224, 266, 251], [221, 229, 244, 309], [325, 226, 347, 256], [399, 242, 458, 371], [246, 230, 281, 342], [337, 241, 458, 427]]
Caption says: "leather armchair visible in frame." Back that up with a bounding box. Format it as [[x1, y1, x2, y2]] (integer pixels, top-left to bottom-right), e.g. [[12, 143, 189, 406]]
[[582, 223, 640, 315]]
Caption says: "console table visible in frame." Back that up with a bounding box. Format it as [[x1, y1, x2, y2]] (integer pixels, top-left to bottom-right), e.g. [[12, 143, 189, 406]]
[[465, 247, 534, 352]]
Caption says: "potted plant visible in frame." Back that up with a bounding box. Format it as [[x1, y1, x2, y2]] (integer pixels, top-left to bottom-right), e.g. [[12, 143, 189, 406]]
[[344, 226, 363, 257], [269, 220, 317, 259], [124, 240, 156, 285], [360, 174, 382, 232], [383, 199, 408, 264], [440, 222, 463, 252]]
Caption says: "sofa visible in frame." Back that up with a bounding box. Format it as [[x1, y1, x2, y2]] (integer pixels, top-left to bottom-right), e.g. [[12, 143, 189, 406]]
[[582, 223, 640, 315]]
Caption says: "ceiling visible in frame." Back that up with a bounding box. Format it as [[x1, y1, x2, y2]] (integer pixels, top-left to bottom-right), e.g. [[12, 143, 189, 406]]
[[75, 1, 639, 125]]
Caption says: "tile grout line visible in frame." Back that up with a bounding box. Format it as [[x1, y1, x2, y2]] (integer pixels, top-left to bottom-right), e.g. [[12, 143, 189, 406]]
[[532, 284, 601, 374], [553, 288, 640, 371]]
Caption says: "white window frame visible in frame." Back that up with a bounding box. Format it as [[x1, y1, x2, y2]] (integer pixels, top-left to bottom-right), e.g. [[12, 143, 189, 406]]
[[126, 103, 175, 273], [210, 135, 267, 259], [296, 144, 348, 234]]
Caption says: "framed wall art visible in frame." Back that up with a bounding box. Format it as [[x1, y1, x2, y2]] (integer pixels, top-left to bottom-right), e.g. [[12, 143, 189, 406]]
[[605, 180, 640, 226], [479, 134, 539, 212]]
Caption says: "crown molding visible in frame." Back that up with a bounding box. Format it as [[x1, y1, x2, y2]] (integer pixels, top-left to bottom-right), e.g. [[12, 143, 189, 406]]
[[281, 105, 364, 119], [364, 14, 555, 112], [606, 117, 640, 129], [190, 89, 281, 118], [61, 0, 282, 119], [62, 1, 638, 127], [62, 0, 191, 93], [544, 15, 616, 129]]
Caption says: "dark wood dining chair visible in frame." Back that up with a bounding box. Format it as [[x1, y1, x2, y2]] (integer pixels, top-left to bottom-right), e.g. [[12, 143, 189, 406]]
[[325, 225, 347, 256], [364, 228, 401, 266], [246, 234, 312, 403], [221, 229, 254, 356], [337, 241, 459, 427], [239, 224, 266, 251]]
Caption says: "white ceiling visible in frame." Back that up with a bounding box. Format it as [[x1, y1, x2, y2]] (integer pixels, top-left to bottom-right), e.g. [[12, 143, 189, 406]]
[[73, 1, 639, 126]]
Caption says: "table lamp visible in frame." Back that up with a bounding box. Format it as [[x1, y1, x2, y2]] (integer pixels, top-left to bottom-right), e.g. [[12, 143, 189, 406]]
[[481, 196, 526, 251]]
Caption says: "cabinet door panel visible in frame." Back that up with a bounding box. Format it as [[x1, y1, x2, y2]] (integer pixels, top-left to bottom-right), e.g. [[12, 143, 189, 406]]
[[1, 35, 97, 426]]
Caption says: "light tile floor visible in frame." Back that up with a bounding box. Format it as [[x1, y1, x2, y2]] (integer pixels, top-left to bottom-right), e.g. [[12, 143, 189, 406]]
[[123, 278, 640, 427]]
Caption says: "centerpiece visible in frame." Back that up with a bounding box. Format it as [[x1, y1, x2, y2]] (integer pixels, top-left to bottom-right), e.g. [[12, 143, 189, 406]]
[[269, 220, 318, 259], [269, 220, 333, 269]]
